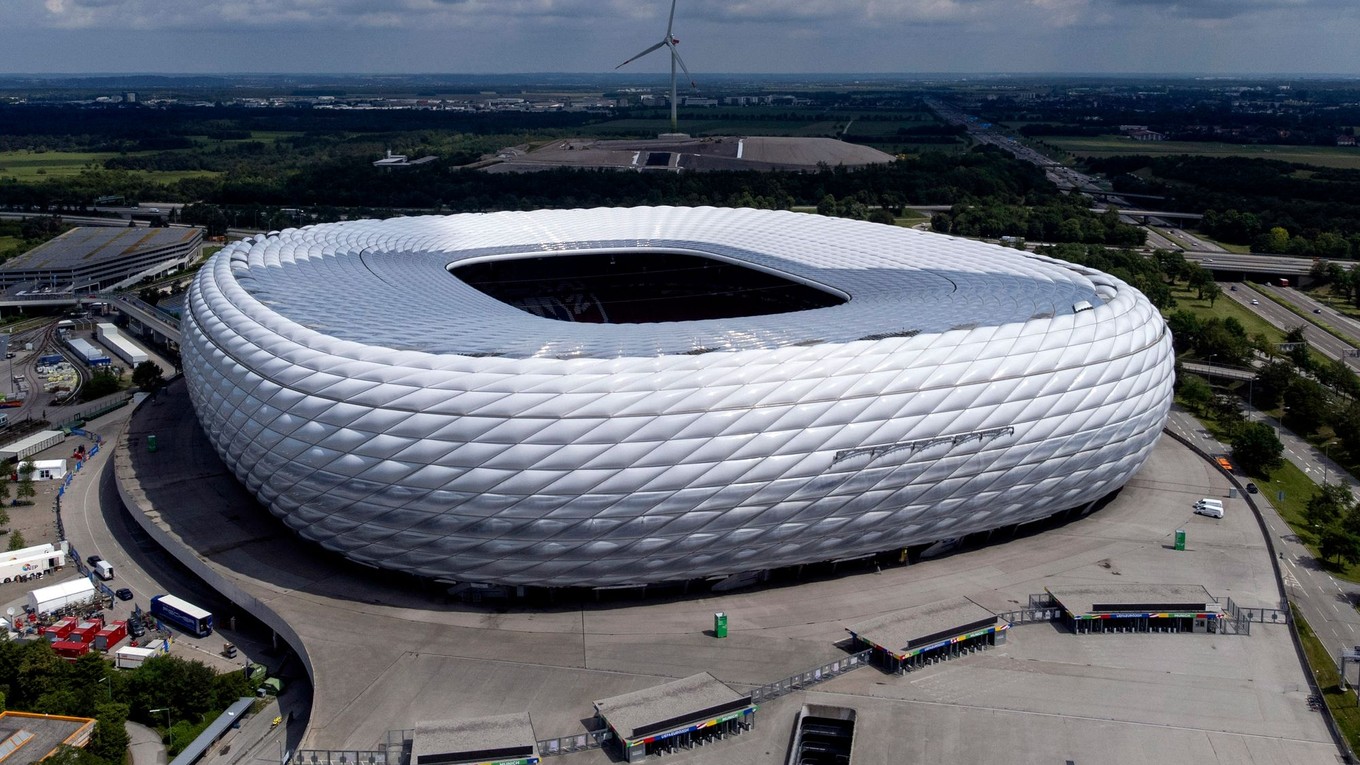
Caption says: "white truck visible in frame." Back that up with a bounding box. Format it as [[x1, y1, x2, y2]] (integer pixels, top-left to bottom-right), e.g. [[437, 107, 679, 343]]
[[27, 577, 97, 614], [0, 543, 66, 584], [114, 645, 159, 670]]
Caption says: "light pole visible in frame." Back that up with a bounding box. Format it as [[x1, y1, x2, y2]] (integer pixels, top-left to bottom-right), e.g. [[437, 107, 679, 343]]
[[150, 707, 173, 749], [98, 676, 110, 701]]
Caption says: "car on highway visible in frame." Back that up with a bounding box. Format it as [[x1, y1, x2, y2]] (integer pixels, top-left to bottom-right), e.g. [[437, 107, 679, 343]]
[[115, 588, 134, 601], [1246, 483, 1259, 494], [86, 555, 101, 567], [1313, 308, 1323, 314], [1251, 299, 1260, 305]]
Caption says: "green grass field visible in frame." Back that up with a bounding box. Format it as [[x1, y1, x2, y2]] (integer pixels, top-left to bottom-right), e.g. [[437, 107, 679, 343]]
[[1294, 606, 1360, 752], [1048, 136, 1360, 170], [0, 150, 119, 180], [0, 149, 220, 183]]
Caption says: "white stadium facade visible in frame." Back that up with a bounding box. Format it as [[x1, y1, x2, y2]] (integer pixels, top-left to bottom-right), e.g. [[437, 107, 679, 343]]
[[182, 207, 1174, 588]]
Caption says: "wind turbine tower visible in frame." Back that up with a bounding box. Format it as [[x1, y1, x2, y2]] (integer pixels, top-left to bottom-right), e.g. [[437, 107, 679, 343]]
[[616, 0, 695, 135]]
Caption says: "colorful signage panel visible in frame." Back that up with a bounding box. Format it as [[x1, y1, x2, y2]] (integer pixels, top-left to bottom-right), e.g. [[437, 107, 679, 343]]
[[629, 707, 755, 746]]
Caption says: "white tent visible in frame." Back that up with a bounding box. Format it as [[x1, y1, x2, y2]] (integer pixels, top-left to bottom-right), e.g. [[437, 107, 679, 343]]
[[31, 459, 67, 481]]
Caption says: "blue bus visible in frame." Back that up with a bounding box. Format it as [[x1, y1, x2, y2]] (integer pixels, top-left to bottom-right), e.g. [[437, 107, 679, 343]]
[[149, 594, 214, 637]]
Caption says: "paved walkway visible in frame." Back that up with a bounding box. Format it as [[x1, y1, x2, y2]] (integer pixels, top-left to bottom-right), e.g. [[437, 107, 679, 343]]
[[126, 720, 166, 765], [1166, 405, 1360, 683]]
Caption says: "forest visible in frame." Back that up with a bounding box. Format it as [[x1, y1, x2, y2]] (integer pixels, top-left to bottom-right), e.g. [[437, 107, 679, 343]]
[[0, 637, 257, 765]]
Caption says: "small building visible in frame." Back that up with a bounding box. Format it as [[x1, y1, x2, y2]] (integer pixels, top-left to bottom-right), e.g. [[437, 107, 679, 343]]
[[845, 597, 1004, 673], [0, 431, 65, 464], [30, 459, 66, 482], [0, 711, 95, 765], [594, 673, 755, 761], [410, 714, 540, 765], [1046, 584, 1222, 633], [0, 227, 201, 293]]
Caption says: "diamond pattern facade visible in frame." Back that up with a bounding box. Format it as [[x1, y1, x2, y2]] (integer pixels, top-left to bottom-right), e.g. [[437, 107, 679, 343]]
[[182, 207, 1174, 587]]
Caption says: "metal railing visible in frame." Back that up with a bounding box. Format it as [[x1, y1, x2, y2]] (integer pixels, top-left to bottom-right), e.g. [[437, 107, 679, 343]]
[[536, 728, 613, 758], [291, 751, 386, 765], [749, 649, 872, 704]]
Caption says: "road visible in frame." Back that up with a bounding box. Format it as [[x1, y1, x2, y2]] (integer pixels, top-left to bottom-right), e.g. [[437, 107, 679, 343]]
[[1270, 286, 1360, 347], [1221, 282, 1360, 373], [1166, 405, 1360, 685]]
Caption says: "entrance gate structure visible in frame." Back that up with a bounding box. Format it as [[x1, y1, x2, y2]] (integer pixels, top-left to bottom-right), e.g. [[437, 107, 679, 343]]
[[844, 596, 1006, 674]]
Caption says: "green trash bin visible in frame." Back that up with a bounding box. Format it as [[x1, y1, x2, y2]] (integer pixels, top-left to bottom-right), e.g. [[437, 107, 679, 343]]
[[1174, 528, 1186, 551], [147, 434, 157, 453], [714, 612, 728, 639]]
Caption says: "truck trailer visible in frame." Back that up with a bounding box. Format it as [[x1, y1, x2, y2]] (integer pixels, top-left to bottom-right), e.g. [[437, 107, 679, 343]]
[[27, 578, 97, 615], [0, 543, 66, 583], [114, 645, 158, 669], [95, 324, 150, 366]]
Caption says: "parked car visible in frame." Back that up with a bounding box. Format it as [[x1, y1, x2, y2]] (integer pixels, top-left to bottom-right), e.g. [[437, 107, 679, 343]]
[[85, 555, 101, 567], [128, 620, 145, 638], [115, 588, 133, 601]]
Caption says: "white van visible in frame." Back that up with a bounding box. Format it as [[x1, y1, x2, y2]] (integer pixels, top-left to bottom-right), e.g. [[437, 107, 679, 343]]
[[93, 560, 114, 580], [1194, 499, 1224, 519]]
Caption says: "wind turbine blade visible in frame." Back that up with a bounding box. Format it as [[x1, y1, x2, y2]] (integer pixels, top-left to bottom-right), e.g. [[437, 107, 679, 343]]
[[615, 39, 667, 69], [669, 43, 697, 89], [666, 0, 678, 38]]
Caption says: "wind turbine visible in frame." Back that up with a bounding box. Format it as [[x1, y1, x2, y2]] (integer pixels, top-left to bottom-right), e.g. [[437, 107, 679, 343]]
[[616, 0, 695, 134]]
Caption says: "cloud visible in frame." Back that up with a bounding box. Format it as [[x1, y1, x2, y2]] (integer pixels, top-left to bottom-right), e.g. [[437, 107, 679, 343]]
[[3, 0, 1358, 73]]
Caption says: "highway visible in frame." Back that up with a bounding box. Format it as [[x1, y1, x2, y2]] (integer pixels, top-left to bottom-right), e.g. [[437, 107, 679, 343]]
[[1270, 286, 1360, 347], [1221, 282, 1360, 373]]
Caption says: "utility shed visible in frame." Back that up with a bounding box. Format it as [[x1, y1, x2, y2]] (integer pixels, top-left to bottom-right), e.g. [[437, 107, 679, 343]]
[[1046, 583, 1222, 633], [594, 672, 755, 762], [845, 597, 1003, 673], [0, 431, 65, 463], [411, 714, 540, 765]]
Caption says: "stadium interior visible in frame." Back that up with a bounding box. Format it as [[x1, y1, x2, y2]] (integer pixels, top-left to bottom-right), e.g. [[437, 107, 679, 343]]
[[452, 251, 847, 324]]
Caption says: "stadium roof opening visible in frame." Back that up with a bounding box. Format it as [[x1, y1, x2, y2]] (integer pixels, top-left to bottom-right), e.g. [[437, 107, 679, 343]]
[[451, 250, 846, 324]]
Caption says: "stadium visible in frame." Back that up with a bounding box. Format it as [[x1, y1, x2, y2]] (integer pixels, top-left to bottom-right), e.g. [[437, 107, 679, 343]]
[[181, 207, 1174, 588]]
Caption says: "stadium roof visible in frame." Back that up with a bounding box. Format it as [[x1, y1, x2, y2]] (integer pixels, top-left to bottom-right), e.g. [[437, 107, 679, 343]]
[[225, 207, 1107, 360], [2, 227, 199, 272]]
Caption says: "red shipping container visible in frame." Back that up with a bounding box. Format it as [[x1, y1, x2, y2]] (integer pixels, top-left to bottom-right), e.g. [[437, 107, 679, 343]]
[[43, 616, 78, 643], [94, 621, 127, 651], [51, 640, 90, 659], [71, 622, 102, 644]]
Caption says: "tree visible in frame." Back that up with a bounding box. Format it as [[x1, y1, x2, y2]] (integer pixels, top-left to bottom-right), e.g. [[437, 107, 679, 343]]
[[1202, 281, 1222, 306], [1231, 421, 1284, 477], [1318, 524, 1360, 566], [7, 531, 25, 551], [131, 361, 164, 393], [88, 703, 131, 764], [1283, 378, 1332, 436], [1178, 374, 1213, 414], [1306, 482, 1353, 530], [1253, 361, 1297, 409], [14, 462, 34, 506], [80, 367, 123, 402]]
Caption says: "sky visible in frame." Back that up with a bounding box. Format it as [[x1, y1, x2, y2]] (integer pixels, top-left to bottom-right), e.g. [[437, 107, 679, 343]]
[[0, 0, 1357, 76]]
